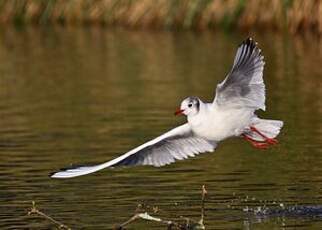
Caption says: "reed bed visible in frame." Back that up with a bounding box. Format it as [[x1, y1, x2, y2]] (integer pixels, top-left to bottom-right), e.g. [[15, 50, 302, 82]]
[[0, 0, 321, 35]]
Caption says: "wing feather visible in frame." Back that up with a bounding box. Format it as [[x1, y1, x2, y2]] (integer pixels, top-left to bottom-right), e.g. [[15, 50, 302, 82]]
[[50, 124, 216, 178], [214, 38, 265, 110]]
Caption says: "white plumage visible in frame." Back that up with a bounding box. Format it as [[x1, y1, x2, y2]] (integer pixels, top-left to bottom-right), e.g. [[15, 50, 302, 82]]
[[51, 38, 283, 179]]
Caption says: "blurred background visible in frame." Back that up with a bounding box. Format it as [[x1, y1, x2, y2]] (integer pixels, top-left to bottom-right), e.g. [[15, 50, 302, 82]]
[[0, 0, 322, 229], [0, 0, 320, 35]]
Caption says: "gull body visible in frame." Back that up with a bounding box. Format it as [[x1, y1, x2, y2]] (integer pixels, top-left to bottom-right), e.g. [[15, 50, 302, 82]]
[[51, 38, 283, 179], [187, 102, 253, 141]]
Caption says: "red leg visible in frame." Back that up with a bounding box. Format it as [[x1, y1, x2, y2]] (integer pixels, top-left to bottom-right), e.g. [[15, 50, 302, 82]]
[[242, 134, 269, 149], [250, 126, 278, 145]]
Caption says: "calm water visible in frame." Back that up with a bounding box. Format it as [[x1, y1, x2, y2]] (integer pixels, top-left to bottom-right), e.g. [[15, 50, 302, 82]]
[[0, 27, 322, 229]]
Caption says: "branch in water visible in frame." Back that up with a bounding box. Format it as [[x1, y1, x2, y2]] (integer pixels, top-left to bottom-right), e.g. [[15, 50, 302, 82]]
[[115, 212, 178, 229], [27, 185, 208, 229], [27, 201, 71, 230], [115, 185, 208, 230], [199, 184, 207, 228]]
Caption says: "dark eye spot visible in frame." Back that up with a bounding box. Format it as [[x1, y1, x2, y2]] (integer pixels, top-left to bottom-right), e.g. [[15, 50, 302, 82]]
[[188, 103, 192, 108]]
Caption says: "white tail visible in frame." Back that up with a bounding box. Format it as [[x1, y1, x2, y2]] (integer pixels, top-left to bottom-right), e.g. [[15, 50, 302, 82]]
[[247, 118, 284, 141]]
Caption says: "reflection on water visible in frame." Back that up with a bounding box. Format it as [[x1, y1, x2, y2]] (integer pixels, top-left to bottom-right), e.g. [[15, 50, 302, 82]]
[[0, 27, 321, 229]]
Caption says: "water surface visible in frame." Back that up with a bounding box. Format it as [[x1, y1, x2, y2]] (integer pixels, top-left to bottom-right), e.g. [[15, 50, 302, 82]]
[[0, 27, 322, 229]]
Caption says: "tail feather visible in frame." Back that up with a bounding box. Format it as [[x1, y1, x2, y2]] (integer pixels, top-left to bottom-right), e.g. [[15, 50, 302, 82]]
[[247, 118, 283, 141]]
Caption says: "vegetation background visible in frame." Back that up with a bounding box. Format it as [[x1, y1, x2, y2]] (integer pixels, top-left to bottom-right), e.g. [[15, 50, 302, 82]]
[[0, 0, 321, 35]]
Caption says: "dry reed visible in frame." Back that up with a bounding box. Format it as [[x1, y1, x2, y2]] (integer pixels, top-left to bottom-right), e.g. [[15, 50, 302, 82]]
[[0, 0, 321, 35]]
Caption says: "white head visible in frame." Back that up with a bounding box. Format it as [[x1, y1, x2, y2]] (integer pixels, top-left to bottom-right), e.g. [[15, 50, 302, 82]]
[[175, 96, 201, 117]]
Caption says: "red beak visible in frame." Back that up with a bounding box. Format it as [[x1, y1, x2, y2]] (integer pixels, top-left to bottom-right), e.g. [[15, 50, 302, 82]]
[[174, 108, 184, 116]]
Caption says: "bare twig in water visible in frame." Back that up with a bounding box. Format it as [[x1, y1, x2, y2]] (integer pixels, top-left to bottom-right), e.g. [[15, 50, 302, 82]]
[[27, 201, 71, 230], [199, 184, 207, 228], [27, 185, 208, 229], [115, 185, 208, 230], [115, 212, 177, 230]]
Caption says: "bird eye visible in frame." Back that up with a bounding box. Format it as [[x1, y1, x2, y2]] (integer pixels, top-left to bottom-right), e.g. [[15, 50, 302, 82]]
[[188, 103, 192, 108]]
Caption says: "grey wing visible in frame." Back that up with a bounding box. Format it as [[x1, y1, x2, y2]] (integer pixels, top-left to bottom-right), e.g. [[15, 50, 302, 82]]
[[114, 130, 216, 167], [214, 38, 265, 110], [50, 124, 217, 178]]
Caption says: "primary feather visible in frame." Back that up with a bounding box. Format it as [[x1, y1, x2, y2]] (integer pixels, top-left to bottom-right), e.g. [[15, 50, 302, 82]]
[[214, 38, 265, 110], [50, 124, 216, 178]]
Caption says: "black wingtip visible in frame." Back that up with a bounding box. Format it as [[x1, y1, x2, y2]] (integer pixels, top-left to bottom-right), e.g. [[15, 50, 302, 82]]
[[245, 37, 253, 44], [48, 165, 79, 178], [48, 164, 94, 177], [239, 37, 260, 54], [59, 164, 88, 171], [48, 171, 56, 177], [240, 37, 255, 46]]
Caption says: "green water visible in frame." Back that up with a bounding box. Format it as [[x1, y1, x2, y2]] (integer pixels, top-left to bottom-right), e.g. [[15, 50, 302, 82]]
[[0, 27, 322, 229]]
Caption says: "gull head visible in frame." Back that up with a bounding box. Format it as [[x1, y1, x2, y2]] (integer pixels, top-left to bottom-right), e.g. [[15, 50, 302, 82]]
[[175, 96, 200, 116]]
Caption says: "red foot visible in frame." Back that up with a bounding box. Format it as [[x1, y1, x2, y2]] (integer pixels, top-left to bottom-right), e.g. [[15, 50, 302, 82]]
[[250, 126, 278, 145], [252, 142, 270, 149], [266, 138, 278, 145], [242, 134, 269, 149]]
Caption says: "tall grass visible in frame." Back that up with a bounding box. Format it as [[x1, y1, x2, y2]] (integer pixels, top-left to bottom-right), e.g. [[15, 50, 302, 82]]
[[0, 0, 321, 34]]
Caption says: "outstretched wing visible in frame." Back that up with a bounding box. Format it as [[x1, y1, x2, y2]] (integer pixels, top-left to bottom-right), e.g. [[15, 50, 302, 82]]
[[50, 124, 216, 178], [214, 38, 265, 110]]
